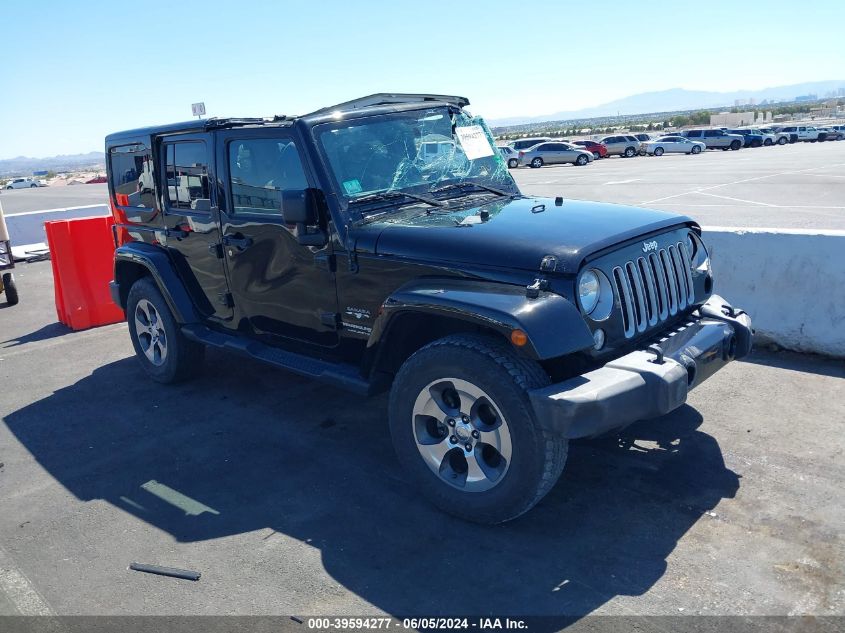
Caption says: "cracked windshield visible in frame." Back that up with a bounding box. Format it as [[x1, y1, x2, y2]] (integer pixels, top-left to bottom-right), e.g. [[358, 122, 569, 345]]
[[317, 107, 517, 218]]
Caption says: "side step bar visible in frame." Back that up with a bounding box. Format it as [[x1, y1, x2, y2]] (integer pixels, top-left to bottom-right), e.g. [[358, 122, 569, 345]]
[[181, 324, 372, 395]]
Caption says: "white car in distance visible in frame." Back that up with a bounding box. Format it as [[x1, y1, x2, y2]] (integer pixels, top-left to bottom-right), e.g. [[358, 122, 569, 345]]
[[641, 135, 706, 156]]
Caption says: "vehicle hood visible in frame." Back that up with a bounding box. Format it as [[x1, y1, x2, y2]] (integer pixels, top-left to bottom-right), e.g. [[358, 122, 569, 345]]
[[365, 196, 693, 274]]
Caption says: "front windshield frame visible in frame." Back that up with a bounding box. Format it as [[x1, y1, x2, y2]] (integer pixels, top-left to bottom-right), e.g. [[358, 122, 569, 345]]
[[312, 106, 519, 219]]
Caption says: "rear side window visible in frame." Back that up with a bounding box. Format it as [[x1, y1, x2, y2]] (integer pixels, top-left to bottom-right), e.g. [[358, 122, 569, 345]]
[[704, 130, 721, 137], [686, 130, 702, 138], [164, 141, 210, 211], [228, 138, 308, 217], [109, 143, 155, 208]]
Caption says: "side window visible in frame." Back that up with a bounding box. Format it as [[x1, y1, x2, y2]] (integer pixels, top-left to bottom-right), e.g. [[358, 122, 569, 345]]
[[109, 143, 156, 208], [704, 130, 719, 138], [228, 138, 308, 217], [687, 131, 701, 138], [164, 141, 210, 211]]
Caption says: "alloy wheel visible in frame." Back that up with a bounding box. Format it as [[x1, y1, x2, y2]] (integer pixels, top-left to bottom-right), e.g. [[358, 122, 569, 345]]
[[134, 299, 168, 366]]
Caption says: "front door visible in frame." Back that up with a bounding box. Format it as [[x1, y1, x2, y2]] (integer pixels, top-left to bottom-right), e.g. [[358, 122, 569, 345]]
[[160, 133, 232, 321], [216, 129, 339, 347]]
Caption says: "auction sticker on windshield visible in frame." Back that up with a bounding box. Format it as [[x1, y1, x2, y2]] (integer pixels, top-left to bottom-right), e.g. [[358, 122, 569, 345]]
[[455, 125, 494, 160]]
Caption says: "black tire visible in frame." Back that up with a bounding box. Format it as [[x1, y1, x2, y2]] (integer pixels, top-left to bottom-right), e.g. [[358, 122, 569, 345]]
[[730, 140, 741, 151], [691, 145, 702, 154], [30, 184, 37, 188], [2, 272, 19, 306], [623, 147, 636, 158], [653, 147, 664, 156], [126, 276, 204, 383], [592, 152, 600, 159], [388, 334, 568, 524], [575, 154, 589, 166], [508, 158, 518, 169], [764, 138, 773, 146], [530, 157, 544, 168], [778, 136, 787, 145]]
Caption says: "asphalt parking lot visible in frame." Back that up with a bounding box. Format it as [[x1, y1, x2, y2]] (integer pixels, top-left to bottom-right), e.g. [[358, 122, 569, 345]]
[[1, 184, 107, 215], [512, 140, 845, 230], [0, 261, 843, 619]]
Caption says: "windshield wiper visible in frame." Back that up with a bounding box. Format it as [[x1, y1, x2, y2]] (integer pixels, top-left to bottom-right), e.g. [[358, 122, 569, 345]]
[[429, 181, 511, 198], [349, 190, 443, 208]]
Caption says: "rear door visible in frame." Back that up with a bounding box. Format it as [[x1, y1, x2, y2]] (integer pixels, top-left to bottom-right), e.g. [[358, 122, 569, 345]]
[[159, 133, 232, 321], [216, 128, 340, 347]]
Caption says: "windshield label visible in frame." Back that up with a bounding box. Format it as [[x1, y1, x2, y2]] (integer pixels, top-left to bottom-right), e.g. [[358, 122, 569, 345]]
[[343, 179, 363, 195], [455, 125, 494, 160]]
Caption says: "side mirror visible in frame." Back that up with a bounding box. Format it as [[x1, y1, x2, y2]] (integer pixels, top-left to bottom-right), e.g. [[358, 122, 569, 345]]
[[282, 188, 327, 247]]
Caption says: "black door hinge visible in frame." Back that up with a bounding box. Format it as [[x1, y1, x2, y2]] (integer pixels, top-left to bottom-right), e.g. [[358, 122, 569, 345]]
[[218, 292, 234, 307], [316, 253, 337, 273], [320, 312, 340, 330], [526, 278, 549, 299]]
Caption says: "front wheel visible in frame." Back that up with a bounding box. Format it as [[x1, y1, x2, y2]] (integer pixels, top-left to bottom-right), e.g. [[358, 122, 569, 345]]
[[691, 145, 702, 154], [653, 147, 664, 156], [575, 154, 589, 166], [388, 334, 568, 524], [624, 147, 637, 158], [778, 136, 787, 145], [730, 140, 741, 150], [508, 158, 518, 168], [126, 277, 204, 383], [764, 138, 773, 146], [2, 272, 19, 306], [530, 157, 544, 168]]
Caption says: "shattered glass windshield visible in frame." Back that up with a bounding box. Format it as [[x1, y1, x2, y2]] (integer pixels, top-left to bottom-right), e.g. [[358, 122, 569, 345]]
[[315, 107, 517, 217]]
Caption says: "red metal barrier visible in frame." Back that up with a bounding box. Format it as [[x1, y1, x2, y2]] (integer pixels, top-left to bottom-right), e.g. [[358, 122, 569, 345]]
[[45, 216, 125, 330]]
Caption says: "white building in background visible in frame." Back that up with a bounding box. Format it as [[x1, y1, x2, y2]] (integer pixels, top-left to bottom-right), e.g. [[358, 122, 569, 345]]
[[709, 111, 772, 127]]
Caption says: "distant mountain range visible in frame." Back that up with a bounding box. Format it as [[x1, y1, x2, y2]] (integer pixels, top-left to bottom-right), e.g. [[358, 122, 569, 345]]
[[490, 80, 845, 127], [0, 151, 104, 176]]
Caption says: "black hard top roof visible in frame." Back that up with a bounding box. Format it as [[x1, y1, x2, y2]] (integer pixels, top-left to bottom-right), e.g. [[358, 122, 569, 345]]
[[105, 93, 470, 144]]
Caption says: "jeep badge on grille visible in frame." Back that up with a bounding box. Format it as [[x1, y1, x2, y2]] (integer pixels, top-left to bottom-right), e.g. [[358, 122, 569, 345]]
[[642, 240, 658, 253]]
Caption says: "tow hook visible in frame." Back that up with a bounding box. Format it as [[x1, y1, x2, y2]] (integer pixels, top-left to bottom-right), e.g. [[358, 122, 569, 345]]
[[647, 343, 665, 365]]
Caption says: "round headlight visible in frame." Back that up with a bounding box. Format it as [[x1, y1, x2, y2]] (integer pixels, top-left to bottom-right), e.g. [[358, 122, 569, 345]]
[[578, 270, 600, 314]]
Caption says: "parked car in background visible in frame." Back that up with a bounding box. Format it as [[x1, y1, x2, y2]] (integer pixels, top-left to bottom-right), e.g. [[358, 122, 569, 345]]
[[518, 141, 594, 168], [756, 128, 789, 145], [598, 134, 641, 157], [4, 177, 39, 189], [681, 129, 743, 150], [572, 140, 608, 158], [817, 127, 844, 141], [497, 146, 519, 168], [508, 137, 552, 151], [778, 126, 821, 143], [641, 135, 706, 156], [728, 129, 764, 148]]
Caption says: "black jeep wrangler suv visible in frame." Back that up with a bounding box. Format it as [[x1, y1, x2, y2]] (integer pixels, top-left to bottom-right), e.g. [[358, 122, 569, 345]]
[[106, 93, 752, 523]]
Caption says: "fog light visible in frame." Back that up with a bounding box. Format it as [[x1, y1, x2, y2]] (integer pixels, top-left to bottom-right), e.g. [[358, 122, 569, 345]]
[[593, 329, 605, 350]]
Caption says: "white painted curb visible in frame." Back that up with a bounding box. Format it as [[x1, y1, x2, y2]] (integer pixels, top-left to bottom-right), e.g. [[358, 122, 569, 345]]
[[702, 226, 845, 357]]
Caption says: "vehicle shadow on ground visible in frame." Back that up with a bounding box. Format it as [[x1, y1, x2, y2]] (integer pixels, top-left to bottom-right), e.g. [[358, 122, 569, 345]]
[[0, 322, 72, 347], [4, 353, 739, 623]]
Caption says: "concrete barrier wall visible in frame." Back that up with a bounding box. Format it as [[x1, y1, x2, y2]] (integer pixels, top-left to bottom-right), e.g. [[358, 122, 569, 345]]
[[702, 226, 845, 357]]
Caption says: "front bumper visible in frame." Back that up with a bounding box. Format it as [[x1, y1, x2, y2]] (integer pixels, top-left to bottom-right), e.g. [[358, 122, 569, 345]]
[[529, 295, 753, 439]]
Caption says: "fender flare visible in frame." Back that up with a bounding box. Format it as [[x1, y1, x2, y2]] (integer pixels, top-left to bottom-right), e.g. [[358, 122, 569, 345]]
[[368, 278, 594, 362], [113, 242, 201, 323]]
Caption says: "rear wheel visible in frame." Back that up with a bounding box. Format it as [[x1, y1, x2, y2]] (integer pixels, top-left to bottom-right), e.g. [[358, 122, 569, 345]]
[[778, 136, 787, 145], [592, 152, 600, 159], [530, 157, 544, 168], [764, 138, 773, 146], [508, 158, 518, 168], [388, 334, 568, 524], [691, 145, 702, 154], [653, 147, 664, 156], [730, 140, 741, 150], [2, 272, 19, 306], [126, 277, 204, 383], [30, 184, 37, 188], [624, 147, 636, 158], [575, 154, 589, 166]]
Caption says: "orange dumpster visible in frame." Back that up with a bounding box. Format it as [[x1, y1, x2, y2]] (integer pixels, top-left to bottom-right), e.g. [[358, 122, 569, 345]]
[[44, 216, 125, 330]]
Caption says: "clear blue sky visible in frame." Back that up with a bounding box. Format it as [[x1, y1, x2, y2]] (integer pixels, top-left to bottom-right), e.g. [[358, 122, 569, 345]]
[[2, 0, 843, 159]]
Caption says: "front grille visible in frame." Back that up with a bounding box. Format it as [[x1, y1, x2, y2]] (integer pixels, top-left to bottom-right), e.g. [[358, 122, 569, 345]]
[[612, 242, 695, 338]]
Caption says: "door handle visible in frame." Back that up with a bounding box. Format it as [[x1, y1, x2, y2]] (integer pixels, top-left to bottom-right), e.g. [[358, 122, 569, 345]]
[[222, 234, 253, 253]]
